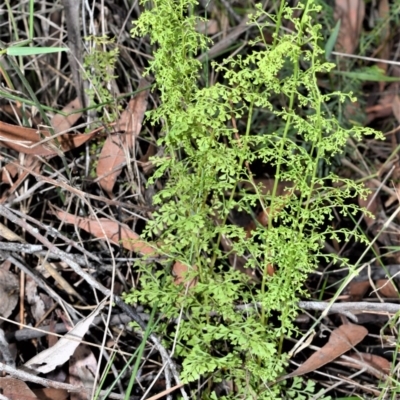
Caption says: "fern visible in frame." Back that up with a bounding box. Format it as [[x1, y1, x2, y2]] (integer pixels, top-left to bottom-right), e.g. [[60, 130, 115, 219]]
[[124, 1, 382, 398]]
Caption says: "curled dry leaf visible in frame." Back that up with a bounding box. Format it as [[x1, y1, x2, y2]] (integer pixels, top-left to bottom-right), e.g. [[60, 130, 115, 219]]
[[0, 121, 57, 156], [334, 0, 365, 54], [97, 79, 149, 197], [285, 323, 368, 379]]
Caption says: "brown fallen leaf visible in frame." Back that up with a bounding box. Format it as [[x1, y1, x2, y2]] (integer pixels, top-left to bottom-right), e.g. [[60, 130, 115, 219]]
[[69, 344, 97, 400], [0, 155, 41, 202], [0, 377, 38, 400], [172, 261, 198, 288], [52, 208, 197, 286], [285, 323, 368, 379], [0, 98, 85, 197], [51, 98, 82, 134], [0, 162, 18, 184], [97, 79, 149, 197], [346, 280, 371, 301], [196, 19, 219, 35], [334, 0, 365, 54], [0, 97, 94, 157], [375, 278, 398, 298], [52, 208, 158, 256], [340, 352, 391, 379], [0, 120, 58, 156], [32, 387, 69, 400]]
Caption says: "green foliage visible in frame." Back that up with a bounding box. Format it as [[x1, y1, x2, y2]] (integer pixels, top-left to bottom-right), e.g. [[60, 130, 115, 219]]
[[284, 377, 332, 400], [124, 0, 383, 398], [83, 35, 120, 122]]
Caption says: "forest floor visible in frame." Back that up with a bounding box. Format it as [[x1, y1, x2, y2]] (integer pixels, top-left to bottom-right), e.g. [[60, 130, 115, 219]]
[[1, 0, 400, 399]]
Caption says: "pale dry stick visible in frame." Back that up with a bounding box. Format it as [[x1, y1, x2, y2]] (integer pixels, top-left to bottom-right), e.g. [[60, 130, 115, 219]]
[[117, 0, 139, 45], [134, 268, 189, 397], [0, 243, 42, 253], [219, 0, 242, 23], [298, 301, 400, 316], [332, 51, 400, 66], [238, 300, 400, 322], [62, 0, 84, 105], [0, 361, 79, 391], [0, 209, 85, 302], [146, 281, 191, 400], [0, 205, 188, 400]]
